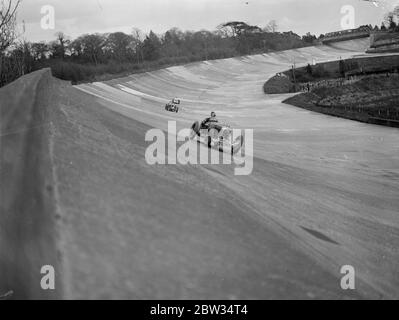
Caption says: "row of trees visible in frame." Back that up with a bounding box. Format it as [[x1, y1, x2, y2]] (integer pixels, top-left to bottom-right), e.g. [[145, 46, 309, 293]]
[[3, 23, 317, 85], [31, 22, 315, 65], [43, 28, 233, 65], [1, 0, 319, 86]]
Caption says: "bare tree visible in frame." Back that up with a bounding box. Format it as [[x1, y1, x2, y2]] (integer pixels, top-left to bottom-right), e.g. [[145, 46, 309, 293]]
[[263, 20, 278, 33], [0, 0, 21, 53], [381, 5, 399, 30], [55, 31, 70, 59], [1, 0, 21, 86], [132, 28, 144, 63]]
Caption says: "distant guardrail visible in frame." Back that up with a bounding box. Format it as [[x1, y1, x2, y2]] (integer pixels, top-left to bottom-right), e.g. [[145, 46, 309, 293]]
[[321, 27, 371, 44]]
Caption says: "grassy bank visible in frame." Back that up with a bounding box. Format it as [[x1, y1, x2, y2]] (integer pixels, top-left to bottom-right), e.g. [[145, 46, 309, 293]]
[[283, 74, 399, 127], [264, 55, 399, 94], [291, 55, 399, 82]]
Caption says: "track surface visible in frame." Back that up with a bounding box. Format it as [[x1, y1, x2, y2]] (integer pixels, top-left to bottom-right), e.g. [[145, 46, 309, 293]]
[[1, 39, 399, 299]]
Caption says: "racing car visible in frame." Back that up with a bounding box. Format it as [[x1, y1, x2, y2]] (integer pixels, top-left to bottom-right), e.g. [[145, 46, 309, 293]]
[[165, 98, 181, 113], [190, 119, 244, 155]]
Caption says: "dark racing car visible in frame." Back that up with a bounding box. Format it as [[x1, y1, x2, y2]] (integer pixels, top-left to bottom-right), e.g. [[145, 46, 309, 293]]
[[165, 98, 181, 113], [190, 112, 244, 155]]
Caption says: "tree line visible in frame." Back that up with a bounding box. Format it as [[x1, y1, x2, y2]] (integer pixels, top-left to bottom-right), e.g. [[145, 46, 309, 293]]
[[2, 1, 399, 87], [1, 1, 322, 86], [383, 5, 399, 31], [2, 24, 318, 86]]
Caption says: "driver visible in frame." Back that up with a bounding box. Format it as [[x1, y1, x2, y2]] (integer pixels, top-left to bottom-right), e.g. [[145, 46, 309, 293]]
[[201, 112, 219, 129]]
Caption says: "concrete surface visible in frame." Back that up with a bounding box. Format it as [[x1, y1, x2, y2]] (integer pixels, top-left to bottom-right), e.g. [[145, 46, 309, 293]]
[[1, 39, 398, 299]]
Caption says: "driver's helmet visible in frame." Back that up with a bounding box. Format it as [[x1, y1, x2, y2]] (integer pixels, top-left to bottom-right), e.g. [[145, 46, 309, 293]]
[[211, 112, 216, 118]]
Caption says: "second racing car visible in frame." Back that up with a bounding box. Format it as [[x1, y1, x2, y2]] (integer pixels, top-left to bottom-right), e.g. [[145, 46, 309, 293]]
[[165, 98, 181, 113]]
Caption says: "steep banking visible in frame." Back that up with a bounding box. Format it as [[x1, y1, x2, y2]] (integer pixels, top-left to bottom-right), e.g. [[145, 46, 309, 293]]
[[75, 38, 399, 299], [0, 69, 62, 299], [2, 38, 398, 299], [0, 69, 360, 299], [52, 83, 356, 299]]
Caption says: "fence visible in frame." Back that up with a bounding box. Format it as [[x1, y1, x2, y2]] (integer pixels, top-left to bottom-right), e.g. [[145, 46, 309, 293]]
[[299, 72, 399, 93], [315, 102, 399, 122]]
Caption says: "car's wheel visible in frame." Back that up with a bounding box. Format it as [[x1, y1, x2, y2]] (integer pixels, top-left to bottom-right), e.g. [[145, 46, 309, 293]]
[[207, 136, 212, 148], [231, 135, 244, 155], [234, 135, 244, 147], [191, 121, 200, 138]]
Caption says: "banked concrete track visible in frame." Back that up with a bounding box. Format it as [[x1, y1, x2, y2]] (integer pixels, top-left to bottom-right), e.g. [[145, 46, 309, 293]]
[[1, 39, 399, 299]]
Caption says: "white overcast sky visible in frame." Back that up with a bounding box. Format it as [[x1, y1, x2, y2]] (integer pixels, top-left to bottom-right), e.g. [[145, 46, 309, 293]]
[[17, 0, 399, 42]]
